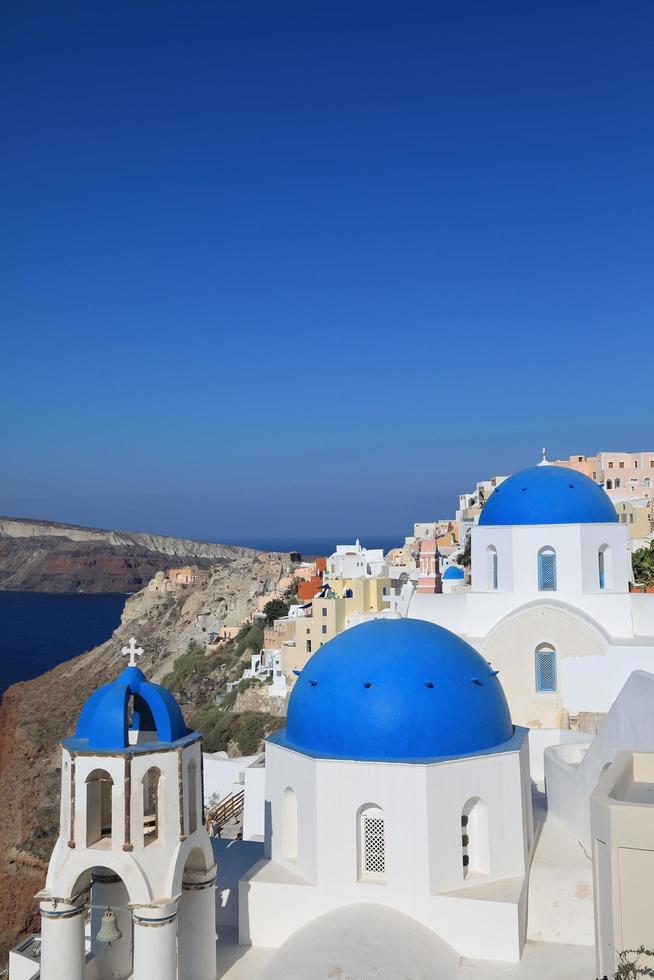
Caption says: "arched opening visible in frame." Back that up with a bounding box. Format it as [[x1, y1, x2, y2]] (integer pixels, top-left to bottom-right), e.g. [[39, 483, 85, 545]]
[[281, 787, 298, 861], [535, 644, 557, 693], [486, 545, 498, 591], [606, 479, 613, 489], [87, 868, 133, 977], [461, 797, 489, 878], [142, 766, 162, 845], [645, 478, 651, 489], [538, 547, 557, 591], [358, 804, 386, 882], [598, 544, 612, 590], [86, 770, 113, 847], [188, 758, 198, 835], [614, 478, 621, 489]]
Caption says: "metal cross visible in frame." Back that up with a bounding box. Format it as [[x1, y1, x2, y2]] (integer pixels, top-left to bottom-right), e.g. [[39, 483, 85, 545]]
[[121, 637, 143, 668]]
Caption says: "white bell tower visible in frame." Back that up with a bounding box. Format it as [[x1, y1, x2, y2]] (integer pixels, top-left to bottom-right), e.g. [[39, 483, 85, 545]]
[[34, 639, 218, 980]]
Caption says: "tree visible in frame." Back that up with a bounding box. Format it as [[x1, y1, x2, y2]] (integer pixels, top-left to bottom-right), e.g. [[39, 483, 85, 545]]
[[263, 598, 289, 625], [456, 532, 471, 568], [614, 947, 654, 978], [632, 542, 654, 586]]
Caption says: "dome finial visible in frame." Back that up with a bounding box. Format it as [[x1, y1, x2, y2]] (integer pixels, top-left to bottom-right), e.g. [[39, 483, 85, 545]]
[[121, 636, 143, 668], [538, 447, 551, 467]]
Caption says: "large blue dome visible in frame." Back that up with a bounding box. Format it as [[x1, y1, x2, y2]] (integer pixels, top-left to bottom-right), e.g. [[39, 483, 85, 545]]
[[71, 664, 191, 752], [273, 619, 513, 762], [479, 465, 618, 526]]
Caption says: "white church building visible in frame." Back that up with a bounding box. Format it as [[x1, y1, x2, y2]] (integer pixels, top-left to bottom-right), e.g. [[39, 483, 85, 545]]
[[240, 618, 534, 963], [405, 458, 654, 731], [26, 639, 218, 980]]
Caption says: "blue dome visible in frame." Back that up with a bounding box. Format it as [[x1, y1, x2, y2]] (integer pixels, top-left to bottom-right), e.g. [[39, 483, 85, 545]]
[[443, 565, 465, 580], [72, 665, 191, 752], [275, 619, 513, 762], [479, 465, 618, 526]]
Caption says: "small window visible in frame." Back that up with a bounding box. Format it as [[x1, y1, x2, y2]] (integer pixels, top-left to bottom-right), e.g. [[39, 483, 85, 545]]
[[321, 625, 327, 634], [535, 646, 557, 692], [359, 805, 385, 881], [281, 787, 298, 861], [619, 461, 625, 468], [606, 479, 612, 489], [608, 461, 614, 469], [306, 640, 312, 653], [486, 546, 498, 591], [322, 607, 327, 616], [615, 478, 621, 489], [538, 549, 557, 591]]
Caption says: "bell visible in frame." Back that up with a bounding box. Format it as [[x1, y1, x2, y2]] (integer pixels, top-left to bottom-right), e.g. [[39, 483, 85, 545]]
[[96, 907, 122, 945]]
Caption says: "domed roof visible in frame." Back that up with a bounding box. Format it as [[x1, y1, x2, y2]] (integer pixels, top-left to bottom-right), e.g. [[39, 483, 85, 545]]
[[72, 664, 191, 752], [443, 565, 465, 580], [275, 619, 513, 762], [479, 465, 618, 526]]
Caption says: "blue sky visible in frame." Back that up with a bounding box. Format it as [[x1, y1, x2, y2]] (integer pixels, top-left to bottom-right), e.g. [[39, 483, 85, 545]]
[[2, 1, 653, 549]]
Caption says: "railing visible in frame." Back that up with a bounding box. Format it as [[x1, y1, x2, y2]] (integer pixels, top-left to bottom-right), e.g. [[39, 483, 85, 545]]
[[205, 789, 245, 830]]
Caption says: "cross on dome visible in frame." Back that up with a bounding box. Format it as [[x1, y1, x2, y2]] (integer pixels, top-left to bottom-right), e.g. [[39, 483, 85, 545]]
[[537, 447, 551, 467], [121, 636, 143, 667]]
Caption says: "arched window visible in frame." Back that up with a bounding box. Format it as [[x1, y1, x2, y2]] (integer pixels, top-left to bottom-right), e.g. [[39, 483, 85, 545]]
[[538, 548, 557, 591], [142, 766, 162, 845], [281, 787, 298, 861], [461, 797, 489, 878], [598, 544, 612, 590], [358, 804, 385, 881], [86, 769, 113, 847], [486, 546, 498, 591], [614, 478, 621, 489], [535, 644, 557, 692], [606, 479, 612, 489], [644, 478, 651, 489], [187, 758, 198, 835]]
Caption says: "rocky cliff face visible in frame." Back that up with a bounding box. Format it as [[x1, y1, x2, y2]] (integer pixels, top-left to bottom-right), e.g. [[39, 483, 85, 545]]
[[0, 548, 291, 965], [0, 515, 260, 593]]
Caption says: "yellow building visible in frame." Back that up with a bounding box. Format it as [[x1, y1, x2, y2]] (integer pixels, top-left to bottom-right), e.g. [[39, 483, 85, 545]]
[[281, 576, 392, 679], [614, 500, 654, 542]]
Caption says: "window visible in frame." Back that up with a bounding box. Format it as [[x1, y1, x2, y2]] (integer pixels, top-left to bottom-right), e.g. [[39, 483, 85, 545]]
[[86, 769, 113, 847], [619, 461, 625, 468], [606, 479, 612, 489], [645, 478, 651, 489], [281, 787, 298, 861], [650, 461, 654, 468], [635, 461, 639, 469], [188, 758, 198, 835], [142, 766, 162, 845], [306, 640, 312, 653], [538, 548, 557, 591], [608, 461, 614, 469], [461, 798, 489, 878], [321, 607, 327, 616], [486, 546, 498, 591], [535, 645, 557, 692], [598, 545, 612, 590], [615, 478, 621, 489], [358, 805, 385, 881], [321, 625, 327, 634]]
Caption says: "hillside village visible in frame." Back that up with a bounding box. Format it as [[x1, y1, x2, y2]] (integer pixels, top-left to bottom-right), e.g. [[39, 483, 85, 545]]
[[7, 448, 654, 980]]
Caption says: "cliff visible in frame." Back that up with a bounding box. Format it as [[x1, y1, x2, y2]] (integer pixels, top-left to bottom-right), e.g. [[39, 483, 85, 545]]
[[0, 548, 291, 964], [0, 515, 259, 593]]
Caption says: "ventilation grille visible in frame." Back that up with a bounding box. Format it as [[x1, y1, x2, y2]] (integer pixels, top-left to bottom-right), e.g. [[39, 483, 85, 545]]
[[362, 815, 386, 876]]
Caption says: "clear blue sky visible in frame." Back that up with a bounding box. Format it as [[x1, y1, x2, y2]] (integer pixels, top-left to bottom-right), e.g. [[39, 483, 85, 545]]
[[2, 1, 653, 550]]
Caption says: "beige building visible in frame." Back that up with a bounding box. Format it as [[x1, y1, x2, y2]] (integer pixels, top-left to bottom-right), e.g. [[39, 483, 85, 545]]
[[614, 499, 654, 544], [591, 751, 654, 978], [282, 576, 391, 679], [553, 450, 654, 499]]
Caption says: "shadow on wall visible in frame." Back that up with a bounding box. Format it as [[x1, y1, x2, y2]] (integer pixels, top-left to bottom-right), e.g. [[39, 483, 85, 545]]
[[212, 837, 264, 929]]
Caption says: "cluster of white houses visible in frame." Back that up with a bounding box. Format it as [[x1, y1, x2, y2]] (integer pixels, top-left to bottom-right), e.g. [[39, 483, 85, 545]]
[[10, 457, 654, 979]]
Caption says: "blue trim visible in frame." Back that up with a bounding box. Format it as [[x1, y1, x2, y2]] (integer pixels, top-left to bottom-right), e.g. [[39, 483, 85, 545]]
[[268, 724, 529, 764]]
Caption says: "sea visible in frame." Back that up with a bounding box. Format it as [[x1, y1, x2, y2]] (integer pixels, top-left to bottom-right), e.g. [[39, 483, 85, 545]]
[[0, 591, 126, 702]]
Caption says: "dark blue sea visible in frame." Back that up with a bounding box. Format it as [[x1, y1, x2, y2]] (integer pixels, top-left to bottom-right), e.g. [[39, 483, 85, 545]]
[[0, 592, 126, 701]]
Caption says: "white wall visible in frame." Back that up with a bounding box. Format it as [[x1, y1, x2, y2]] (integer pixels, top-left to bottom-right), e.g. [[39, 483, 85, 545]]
[[545, 671, 654, 848], [243, 767, 266, 841]]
